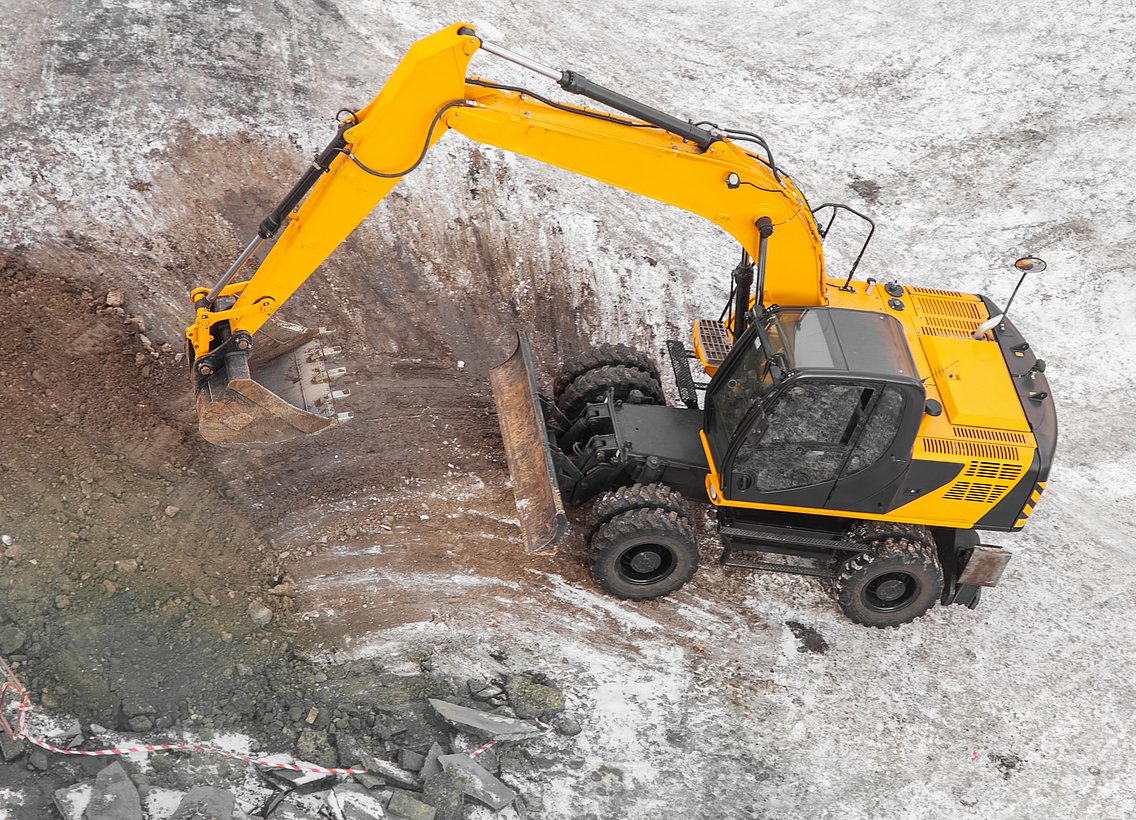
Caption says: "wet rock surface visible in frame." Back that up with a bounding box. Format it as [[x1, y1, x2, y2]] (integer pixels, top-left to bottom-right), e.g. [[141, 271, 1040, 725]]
[[1, 660, 575, 819]]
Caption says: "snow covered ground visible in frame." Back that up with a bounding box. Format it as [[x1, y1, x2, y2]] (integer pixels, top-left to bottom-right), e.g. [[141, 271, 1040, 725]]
[[2, 0, 1134, 818]]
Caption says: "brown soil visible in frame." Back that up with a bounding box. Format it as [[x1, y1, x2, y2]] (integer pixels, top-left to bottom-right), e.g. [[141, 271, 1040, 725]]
[[0, 133, 606, 726]]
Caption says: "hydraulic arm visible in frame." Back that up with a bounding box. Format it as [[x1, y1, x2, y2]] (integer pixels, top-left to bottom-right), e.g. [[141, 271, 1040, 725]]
[[186, 24, 828, 443]]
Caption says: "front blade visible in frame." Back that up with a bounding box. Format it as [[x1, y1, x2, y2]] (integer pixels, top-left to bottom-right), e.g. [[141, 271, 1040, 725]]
[[489, 331, 568, 554], [196, 318, 350, 447]]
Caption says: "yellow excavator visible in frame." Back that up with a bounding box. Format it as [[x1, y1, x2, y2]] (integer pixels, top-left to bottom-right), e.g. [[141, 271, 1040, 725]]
[[185, 24, 1056, 627]]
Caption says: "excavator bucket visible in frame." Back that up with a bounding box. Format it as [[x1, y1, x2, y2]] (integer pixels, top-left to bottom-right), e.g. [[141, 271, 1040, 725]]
[[195, 317, 351, 447], [490, 331, 568, 555]]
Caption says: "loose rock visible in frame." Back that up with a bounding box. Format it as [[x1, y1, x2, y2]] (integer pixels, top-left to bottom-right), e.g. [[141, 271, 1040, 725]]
[[328, 784, 387, 820], [169, 785, 235, 819], [420, 743, 445, 780], [428, 699, 545, 741], [247, 601, 273, 626], [295, 729, 336, 768], [53, 782, 93, 820], [360, 751, 422, 791], [0, 625, 26, 655], [438, 755, 516, 811], [388, 790, 437, 820], [420, 772, 464, 820], [0, 733, 25, 762], [85, 761, 143, 820], [504, 674, 565, 720]]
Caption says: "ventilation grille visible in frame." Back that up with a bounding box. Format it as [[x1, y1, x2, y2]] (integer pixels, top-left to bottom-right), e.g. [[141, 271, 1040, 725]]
[[913, 294, 986, 338], [944, 482, 1006, 504], [954, 426, 1032, 445], [921, 438, 1019, 461], [907, 285, 966, 298], [963, 461, 1023, 482]]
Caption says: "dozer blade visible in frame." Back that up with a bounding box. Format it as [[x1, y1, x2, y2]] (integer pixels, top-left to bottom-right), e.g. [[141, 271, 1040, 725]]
[[490, 331, 568, 555], [196, 317, 351, 447]]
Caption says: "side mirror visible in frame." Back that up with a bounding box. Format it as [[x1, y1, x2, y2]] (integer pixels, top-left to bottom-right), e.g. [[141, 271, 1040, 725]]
[[1014, 256, 1047, 274], [972, 255, 1047, 339]]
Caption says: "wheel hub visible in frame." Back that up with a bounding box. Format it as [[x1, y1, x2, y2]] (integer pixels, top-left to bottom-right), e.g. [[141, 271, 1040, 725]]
[[875, 578, 907, 602], [862, 570, 919, 612], [628, 549, 664, 574]]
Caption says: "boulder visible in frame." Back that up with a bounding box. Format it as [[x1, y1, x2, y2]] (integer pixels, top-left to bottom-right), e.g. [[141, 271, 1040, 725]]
[[427, 699, 544, 741], [85, 762, 143, 820], [438, 754, 516, 811], [169, 785, 235, 819]]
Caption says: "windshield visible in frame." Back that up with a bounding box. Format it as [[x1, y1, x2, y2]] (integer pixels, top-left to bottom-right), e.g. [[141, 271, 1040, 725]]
[[705, 328, 775, 461], [765, 308, 844, 370]]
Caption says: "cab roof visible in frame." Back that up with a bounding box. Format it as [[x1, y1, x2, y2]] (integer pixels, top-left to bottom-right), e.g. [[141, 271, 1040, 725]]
[[765, 307, 919, 382]]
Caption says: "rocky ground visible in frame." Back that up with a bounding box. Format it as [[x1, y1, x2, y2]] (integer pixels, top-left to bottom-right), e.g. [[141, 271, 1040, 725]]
[[1, 0, 1135, 818]]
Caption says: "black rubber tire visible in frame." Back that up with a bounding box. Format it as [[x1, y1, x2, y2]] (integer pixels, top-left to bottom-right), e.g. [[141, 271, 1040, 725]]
[[555, 364, 664, 419], [835, 536, 944, 628], [844, 520, 936, 551], [585, 483, 689, 541], [553, 343, 661, 403], [589, 508, 699, 600]]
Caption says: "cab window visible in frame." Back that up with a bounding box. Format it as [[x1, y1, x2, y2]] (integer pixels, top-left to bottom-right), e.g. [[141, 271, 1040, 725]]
[[732, 381, 864, 491], [844, 386, 905, 475]]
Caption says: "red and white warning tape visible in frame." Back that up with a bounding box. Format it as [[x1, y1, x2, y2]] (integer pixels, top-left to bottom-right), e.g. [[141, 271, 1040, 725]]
[[469, 719, 556, 760]]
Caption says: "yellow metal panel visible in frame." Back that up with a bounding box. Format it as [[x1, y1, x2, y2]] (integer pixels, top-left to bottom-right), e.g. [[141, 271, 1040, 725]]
[[453, 86, 827, 307], [222, 24, 480, 339], [918, 336, 1029, 432]]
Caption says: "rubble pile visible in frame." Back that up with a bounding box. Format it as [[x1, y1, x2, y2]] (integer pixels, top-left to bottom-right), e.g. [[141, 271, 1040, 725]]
[[3, 671, 577, 819]]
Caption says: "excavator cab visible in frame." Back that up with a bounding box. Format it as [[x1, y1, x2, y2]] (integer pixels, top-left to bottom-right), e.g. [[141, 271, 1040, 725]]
[[704, 308, 925, 513]]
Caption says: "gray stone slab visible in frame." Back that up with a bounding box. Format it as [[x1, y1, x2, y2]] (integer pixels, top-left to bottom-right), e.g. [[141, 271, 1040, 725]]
[[267, 806, 318, 820], [420, 773, 463, 820], [397, 748, 425, 772], [85, 762, 143, 820], [52, 782, 92, 820], [257, 755, 337, 793], [438, 754, 516, 811], [170, 785, 235, 819], [386, 791, 436, 820], [427, 699, 545, 742], [419, 743, 444, 780], [0, 732, 25, 762], [361, 752, 421, 791], [328, 783, 387, 820]]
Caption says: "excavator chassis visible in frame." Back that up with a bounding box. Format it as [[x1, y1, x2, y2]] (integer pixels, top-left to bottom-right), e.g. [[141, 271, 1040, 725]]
[[490, 330, 1011, 619]]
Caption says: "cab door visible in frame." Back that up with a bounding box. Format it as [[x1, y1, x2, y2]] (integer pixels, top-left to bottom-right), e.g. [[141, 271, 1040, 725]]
[[724, 379, 868, 509], [824, 384, 918, 513]]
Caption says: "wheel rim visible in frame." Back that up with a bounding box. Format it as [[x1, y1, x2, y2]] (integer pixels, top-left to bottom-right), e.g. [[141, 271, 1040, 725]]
[[862, 571, 920, 612], [618, 543, 676, 585]]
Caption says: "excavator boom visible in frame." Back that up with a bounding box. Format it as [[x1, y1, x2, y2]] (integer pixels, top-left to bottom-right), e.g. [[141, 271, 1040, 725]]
[[185, 23, 829, 538]]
